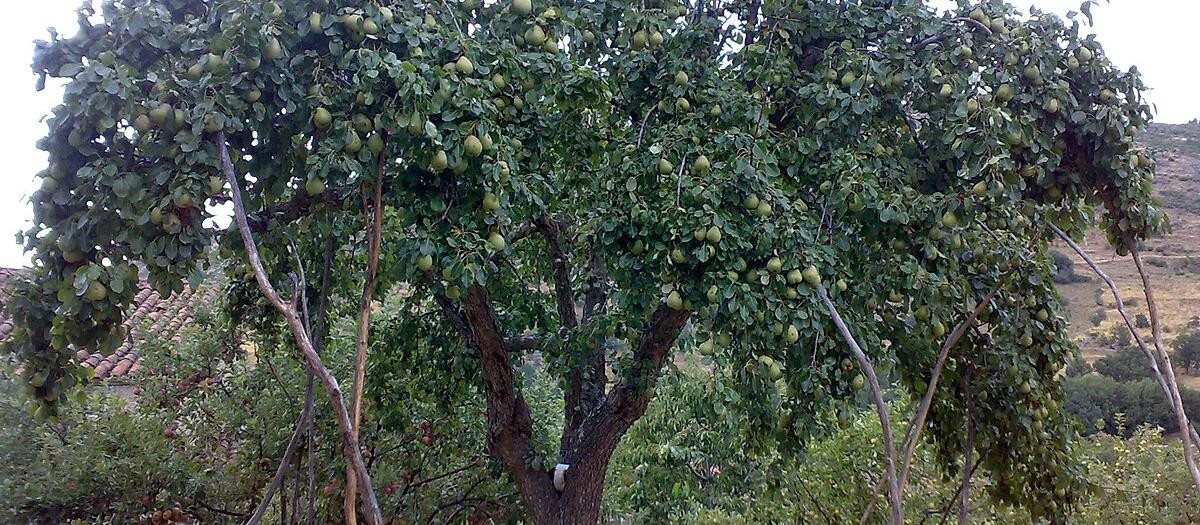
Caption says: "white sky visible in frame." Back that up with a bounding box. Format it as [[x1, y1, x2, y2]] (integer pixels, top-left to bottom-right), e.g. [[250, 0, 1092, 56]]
[[1, 1, 1197, 268]]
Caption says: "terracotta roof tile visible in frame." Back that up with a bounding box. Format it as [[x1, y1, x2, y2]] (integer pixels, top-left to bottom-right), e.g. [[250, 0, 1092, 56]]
[[1, 266, 219, 381]]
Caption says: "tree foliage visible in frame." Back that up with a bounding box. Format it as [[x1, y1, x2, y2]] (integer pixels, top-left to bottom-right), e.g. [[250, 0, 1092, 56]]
[[3, 0, 1168, 520]]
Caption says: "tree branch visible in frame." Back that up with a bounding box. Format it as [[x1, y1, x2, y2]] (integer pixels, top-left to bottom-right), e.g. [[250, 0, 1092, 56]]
[[459, 285, 555, 506], [1132, 249, 1200, 494], [1050, 224, 1200, 448], [817, 286, 902, 525], [346, 133, 388, 525], [217, 132, 383, 525]]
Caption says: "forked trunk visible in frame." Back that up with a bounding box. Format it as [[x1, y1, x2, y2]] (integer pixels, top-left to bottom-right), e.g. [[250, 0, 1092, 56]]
[[518, 446, 615, 525]]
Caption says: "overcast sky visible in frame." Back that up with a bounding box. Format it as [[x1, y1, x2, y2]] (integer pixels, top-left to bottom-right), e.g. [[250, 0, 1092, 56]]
[[1, 1, 1196, 268]]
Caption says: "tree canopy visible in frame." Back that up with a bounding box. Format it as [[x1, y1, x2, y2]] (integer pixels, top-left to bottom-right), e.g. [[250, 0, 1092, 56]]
[[4, 0, 1168, 522]]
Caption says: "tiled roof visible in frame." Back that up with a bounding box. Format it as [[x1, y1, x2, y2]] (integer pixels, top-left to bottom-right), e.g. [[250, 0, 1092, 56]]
[[1, 267, 217, 381]]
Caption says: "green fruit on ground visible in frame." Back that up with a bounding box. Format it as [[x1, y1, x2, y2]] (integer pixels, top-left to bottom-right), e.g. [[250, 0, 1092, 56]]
[[305, 178, 325, 196], [482, 192, 500, 211], [417, 254, 434, 272], [705, 226, 721, 244], [86, 281, 108, 302], [786, 269, 802, 284], [513, 0, 532, 15], [766, 257, 782, 273], [431, 150, 449, 171], [456, 56, 475, 75], [367, 134, 385, 154], [465, 135, 483, 157], [802, 265, 821, 286], [313, 107, 332, 128], [666, 290, 684, 310], [487, 232, 507, 251]]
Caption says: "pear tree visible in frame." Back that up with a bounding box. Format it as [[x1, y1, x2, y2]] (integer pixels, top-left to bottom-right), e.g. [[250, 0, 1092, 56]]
[[4, 0, 1173, 523]]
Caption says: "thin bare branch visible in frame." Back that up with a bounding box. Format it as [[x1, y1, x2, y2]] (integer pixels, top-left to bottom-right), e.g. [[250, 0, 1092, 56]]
[[1132, 249, 1200, 493], [1050, 225, 1200, 448], [817, 285, 902, 525], [217, 132, 383, 525]]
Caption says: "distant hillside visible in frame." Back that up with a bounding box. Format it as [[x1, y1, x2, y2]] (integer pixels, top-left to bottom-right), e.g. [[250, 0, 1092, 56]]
[[1056, 121, 1200, 388]]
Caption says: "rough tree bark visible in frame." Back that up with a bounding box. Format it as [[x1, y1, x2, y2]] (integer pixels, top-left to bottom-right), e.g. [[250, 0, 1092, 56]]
[[345, 134, 388, 525], [443, 275, 689, 523], [218, 133, 383, 525]]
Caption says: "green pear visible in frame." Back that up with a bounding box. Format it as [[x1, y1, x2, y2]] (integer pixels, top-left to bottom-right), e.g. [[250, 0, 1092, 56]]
[[313, 107, 332, 128], [513, 0, 532, 16], [766, 257, 783, 273], [666, 290, 684, 310], [802, 265, 821, 286]]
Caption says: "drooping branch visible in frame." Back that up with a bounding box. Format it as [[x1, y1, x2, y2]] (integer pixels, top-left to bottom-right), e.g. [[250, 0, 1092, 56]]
[[346, 134, 388, 525], [818, 286, 902, 525], [1050, 225, 1200, 449], [860, 278, 1005, 525], [217, 132, 383, 525], [1132, 249, 1200, 493]]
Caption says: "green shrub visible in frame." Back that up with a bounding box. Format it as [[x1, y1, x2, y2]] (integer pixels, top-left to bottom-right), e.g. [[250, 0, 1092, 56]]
[[1064, 374, 1200, 436], [1094, 347, 1157, 382], [1174, 326, 1200, 374]]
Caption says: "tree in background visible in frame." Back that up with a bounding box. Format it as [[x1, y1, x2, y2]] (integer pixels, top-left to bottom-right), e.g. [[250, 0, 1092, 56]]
[[1175, 326, 1200, 374], [2, 0, 1170, 522]]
